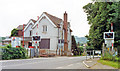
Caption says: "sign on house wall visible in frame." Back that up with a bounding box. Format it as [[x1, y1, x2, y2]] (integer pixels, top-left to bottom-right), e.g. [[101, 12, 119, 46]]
[[11, 37, 21, 47]]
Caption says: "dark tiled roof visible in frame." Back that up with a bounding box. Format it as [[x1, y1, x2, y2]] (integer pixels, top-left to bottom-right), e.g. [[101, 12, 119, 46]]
[[44, 12, 62, 27], [17, 24, 27, 30]]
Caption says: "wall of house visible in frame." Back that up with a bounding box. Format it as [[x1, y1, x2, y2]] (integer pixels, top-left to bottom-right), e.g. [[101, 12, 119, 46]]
[[24, 21, 33, 37], [57, 22, 64, 55], [67, 23, 72, 54], [32, 16, 58, 51], [18, 30, 23, 36]]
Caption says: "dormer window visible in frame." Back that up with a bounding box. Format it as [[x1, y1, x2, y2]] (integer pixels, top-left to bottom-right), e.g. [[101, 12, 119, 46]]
[[43, 25, 47, 32]]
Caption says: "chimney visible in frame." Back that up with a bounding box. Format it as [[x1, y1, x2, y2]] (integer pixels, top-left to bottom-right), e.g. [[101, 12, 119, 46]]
[[64, 11, 68, 56]]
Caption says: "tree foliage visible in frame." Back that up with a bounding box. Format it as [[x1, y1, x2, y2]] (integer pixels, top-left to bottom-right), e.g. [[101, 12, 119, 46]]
[[83, 1, 120, 49], [11, 28, 18, 37]]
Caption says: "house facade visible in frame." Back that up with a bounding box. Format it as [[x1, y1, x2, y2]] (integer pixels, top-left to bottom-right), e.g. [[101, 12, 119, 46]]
[[2, 12, 72, 56], [24, 12, 72, 55]]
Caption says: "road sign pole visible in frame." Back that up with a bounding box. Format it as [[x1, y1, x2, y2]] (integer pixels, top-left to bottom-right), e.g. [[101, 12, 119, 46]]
[[90, 51, 91, 59], [93, 50, 94, 59], [111, 23, 114, 51], [86, 50, 87, 60], [102, 43, 105, 57]]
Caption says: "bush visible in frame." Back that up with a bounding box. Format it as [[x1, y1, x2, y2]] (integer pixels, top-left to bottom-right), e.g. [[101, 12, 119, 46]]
[[2, 44, 28, 60], [101, 50, 119, 62]]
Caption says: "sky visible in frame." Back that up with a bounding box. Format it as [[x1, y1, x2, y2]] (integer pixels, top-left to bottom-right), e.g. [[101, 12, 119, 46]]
[[0, 0, 92, 37]]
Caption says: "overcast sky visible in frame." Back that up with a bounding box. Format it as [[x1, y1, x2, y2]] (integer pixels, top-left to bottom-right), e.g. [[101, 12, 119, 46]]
[[0, 0, 92, 37]]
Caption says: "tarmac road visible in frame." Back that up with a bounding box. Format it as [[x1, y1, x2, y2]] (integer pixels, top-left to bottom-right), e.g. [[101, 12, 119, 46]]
[[1, 56, 88, 69]]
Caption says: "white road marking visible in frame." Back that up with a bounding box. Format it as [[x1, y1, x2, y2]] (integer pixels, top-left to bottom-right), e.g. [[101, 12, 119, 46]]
[[67, 64, 73, 66], [83, 61, 90, 68], [56, 67, 63, 69]]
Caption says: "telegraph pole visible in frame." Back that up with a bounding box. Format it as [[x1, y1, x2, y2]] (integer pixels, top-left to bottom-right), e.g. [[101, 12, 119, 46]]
[[23, 24, 24, 47]]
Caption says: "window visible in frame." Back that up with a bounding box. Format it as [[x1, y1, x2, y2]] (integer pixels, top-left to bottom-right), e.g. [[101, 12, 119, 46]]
[[61, 39, 64, 43], [30, 30, 32, 36], [43, 25, 47, 32], [58, 39, 61, 43], [58, 39, 64, 43]]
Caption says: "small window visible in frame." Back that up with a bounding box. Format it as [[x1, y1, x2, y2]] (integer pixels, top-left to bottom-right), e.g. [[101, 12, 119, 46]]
[[58, 39, 61, 43], [30, 30, 32, 36], [43, 25, 47, 32], [61, 40, 64, 43]]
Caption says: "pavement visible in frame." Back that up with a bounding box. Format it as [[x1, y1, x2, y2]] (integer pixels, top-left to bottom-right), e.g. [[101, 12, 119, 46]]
[[1, 56, 89, 69], [83, 57, 116, 69]]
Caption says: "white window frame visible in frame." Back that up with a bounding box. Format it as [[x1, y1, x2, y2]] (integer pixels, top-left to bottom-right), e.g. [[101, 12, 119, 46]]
[[43, 25, 47, 33]]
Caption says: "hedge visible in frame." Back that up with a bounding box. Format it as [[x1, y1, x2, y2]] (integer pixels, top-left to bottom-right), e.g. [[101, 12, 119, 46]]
[[1, 44, 28, 60]]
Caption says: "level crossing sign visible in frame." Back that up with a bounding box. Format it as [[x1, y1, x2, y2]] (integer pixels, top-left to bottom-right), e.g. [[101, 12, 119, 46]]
[[32, 36, 40, 46]]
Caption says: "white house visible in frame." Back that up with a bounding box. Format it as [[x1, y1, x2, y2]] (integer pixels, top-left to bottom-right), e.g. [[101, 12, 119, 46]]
[[2, 12, 72, 56], [24, 12, 72, 56]]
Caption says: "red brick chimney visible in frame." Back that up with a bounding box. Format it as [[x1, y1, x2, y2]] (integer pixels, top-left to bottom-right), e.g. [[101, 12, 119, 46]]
[[64, 11, 68, 56]]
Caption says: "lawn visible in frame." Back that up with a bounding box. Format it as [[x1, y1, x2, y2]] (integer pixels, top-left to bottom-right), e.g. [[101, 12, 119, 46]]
[[98, 59, 119, 68]]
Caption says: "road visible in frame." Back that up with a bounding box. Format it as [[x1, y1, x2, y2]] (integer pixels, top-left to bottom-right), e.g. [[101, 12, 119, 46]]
[[1, 56, 88, 69]]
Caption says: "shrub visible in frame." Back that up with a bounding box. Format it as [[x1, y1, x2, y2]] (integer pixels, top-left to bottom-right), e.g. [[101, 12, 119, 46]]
[[2, 44, 28, 60], [101, 50, 119, 62]]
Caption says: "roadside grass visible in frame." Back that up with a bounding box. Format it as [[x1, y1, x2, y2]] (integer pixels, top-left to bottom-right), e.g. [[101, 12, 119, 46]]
[[98, 59, 119, 68]]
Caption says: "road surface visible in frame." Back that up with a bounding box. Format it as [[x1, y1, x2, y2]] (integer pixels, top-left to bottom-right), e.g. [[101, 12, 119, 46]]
[[1, 56, 88, 69]]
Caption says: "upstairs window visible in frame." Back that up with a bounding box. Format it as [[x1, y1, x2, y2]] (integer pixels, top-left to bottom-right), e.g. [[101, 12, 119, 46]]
[[43, 25, 47, 32], [30, 30, 32, 36]]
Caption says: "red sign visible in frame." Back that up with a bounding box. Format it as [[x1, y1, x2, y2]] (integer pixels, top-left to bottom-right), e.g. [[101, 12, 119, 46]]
[[29, 46, 34, 48], [16, 46, 20, 48]]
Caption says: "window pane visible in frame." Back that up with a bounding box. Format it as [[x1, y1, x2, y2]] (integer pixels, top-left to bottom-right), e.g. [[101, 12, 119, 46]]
[[46, 26, 47, 31]]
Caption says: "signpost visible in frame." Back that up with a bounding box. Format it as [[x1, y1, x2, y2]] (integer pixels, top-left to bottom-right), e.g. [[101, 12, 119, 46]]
[[32, 36, 40, 57], [31, 21, 40, 57], [104, 32, 114, 51]]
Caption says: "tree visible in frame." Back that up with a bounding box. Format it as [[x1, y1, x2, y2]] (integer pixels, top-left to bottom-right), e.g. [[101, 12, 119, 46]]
[[71, 35, 78, 55], [83, 1, 120, 49], [11, 28, 18, 37]]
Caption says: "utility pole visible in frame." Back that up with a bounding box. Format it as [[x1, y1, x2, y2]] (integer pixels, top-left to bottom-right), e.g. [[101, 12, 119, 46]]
[[23, 24, 24, 47], [102, 43, 105, 57]]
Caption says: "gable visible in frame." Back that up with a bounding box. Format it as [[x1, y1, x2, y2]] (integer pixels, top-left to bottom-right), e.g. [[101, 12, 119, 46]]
[[24, 19, 36, 31], [44, 12, 62, 27], [17, 24, 27, 30], [32, 12, 62, 29]]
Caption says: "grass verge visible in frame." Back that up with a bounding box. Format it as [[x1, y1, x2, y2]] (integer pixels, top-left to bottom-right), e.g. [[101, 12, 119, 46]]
[[98, 59, 118, 68]]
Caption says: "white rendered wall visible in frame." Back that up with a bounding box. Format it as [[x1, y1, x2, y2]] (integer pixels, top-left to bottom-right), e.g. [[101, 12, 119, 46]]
[[32, 17, 58, 51]]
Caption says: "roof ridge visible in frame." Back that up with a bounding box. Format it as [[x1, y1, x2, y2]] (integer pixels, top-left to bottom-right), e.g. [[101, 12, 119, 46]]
[[44, 12, 62, 20], [43, 12, 62, 27]]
